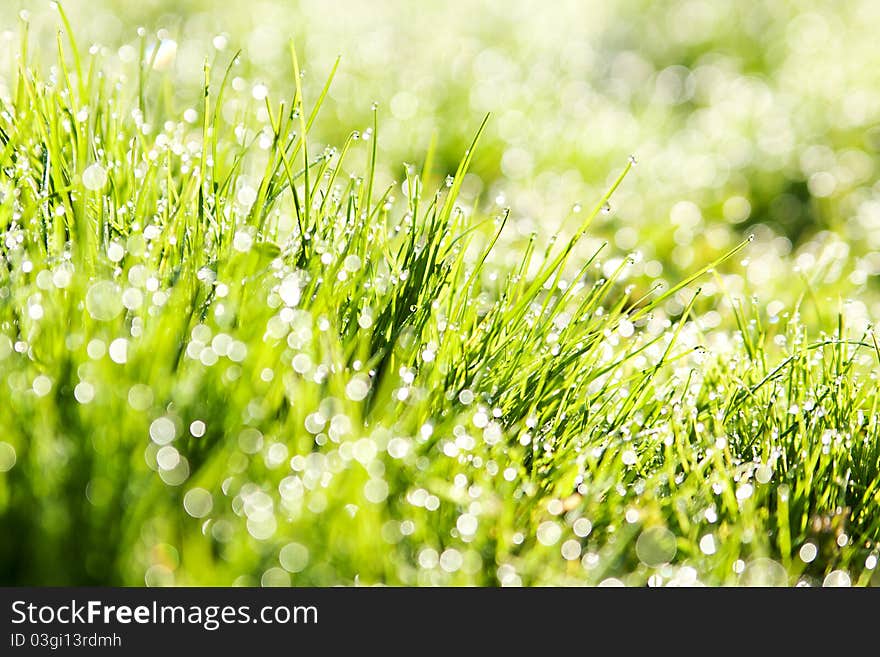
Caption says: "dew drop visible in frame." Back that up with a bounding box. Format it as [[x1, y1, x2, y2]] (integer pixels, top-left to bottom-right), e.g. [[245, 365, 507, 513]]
[[107, 242, 125, 263], [0, 442, 16, 472], [279, 542, 309, 572], [86, 282, 123, 321], [822, 570, 851, 588], [108, 338, 129, 364], [149, 417, 177, 445], [799, 543, 817, 564], [740, 558, 787, 586], [183, 488, 213, 518], [82, 163, 108, 191], [635, 527, 676, 566]]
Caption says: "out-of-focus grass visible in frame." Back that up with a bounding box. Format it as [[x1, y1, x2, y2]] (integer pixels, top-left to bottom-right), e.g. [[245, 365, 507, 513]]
[[0, 3, 879, 587]]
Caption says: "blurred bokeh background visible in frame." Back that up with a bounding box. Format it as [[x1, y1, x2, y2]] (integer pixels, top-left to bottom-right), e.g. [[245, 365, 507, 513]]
[[3, 0, 880, 323]]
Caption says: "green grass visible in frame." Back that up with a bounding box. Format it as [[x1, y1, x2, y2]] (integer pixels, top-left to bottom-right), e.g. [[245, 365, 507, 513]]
[[1, 12, 879, 587]]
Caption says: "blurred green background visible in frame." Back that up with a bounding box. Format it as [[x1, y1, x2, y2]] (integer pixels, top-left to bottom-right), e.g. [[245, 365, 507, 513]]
[[3, 0, 880, 326]]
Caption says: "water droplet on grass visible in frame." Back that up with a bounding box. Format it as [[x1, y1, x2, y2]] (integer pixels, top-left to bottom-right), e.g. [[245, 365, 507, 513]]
[[107, 242, 125, 263], [232, 230, 253, 252], [237, 186, 257, 207], [822, 570, 851, 587], [346, 375, 370, 401], [755, 464, 773, 484], [279, 542, 309, 572], [159, 457, 190, 486], [149, 417, 177, 445], [699, 534, 716, 555], [364, 478, 389, 503], [144, 565, 174, 587], [128, 384, 153, 411], [735, 483, 754, 500], [799, 543, 818, 563], [573, 518, 593, 537], [238, 428, 264, 454], [82, 163, 107, 191], [457, 513, 478, 536], [86, 281, 123, 321], [74, 382, 95, 404], [32, 375, 52, 397], [537, 521, 562, 546], [261, 568, 289, 587], [0, 442, 16, 472], [440, 548, 463, 573], [183, 488, 213, 518], [122, 287, 143, 310], [636, 527, 676, 566], [151, 39, 178, 71], [740, 558, 787, 586], [109, 338, 128, 364], [156, 446, 180, 470], [344, 254, 362, 272], [278, 274, 302, 306]]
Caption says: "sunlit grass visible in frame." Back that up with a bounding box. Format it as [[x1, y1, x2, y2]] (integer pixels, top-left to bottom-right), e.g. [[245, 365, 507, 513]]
[[0, 9, 879, 587]]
